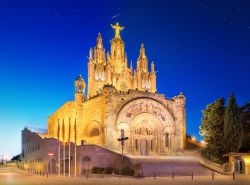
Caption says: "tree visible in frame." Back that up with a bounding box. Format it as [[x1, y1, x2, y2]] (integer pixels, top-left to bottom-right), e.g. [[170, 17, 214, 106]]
[[11, 154, 21, 162], [200, 98, 225, 164], [223, 93, 243, 153], [239, 103, 250, 152]]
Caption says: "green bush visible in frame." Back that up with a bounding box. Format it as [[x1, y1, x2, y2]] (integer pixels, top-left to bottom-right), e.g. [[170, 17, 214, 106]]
[[92, 167, 105, 174], [105, 167, 119, 174], [121, 166, 134, 176], [91, 166, 134, 176]]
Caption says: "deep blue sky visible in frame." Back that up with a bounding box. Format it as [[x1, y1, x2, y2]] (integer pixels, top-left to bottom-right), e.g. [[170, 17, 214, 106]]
[[0, 0, 249, 158]]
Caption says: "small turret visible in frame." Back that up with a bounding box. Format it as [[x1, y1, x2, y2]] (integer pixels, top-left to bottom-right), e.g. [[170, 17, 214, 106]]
[[139, 43, 146, 59], [89, 47, 93, 61], [150, 61, 157, 93], [93, 33, 106, 64], [97, 33, 103, 49], [151, 61, 155, 72], [137, 43, 148, 73], [74, 75, 86, 102], [130, 60, 133, 73]]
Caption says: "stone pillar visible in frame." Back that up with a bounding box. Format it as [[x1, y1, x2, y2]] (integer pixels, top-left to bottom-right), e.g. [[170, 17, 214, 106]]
[[131, 130, 134, 154]]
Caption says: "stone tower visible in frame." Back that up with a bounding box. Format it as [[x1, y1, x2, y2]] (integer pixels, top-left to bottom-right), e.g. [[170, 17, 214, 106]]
[[87, 22, 157, 98]]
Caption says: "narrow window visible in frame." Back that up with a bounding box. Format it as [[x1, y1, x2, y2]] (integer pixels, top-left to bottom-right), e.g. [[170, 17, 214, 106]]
[[151, 140, 153, 151], [165, 133, 169, 147], [135, 139, 138, 150]]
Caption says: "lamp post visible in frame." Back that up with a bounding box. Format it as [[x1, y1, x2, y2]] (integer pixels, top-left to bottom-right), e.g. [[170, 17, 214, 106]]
[[117, 129, 128, 172]]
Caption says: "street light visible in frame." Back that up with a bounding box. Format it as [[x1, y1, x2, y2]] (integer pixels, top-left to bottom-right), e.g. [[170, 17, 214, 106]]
[[117, 129, 129, 172]]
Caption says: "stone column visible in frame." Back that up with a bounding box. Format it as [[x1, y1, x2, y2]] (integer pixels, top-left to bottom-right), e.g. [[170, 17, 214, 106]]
[[156, 132, 160, 154], [131, 130, 134, 154], [160, 132, 165, 154], [127, 129, 132, 153]]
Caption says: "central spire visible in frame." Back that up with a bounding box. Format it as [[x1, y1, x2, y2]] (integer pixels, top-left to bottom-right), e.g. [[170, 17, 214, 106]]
[[111, 22, 124, 38]]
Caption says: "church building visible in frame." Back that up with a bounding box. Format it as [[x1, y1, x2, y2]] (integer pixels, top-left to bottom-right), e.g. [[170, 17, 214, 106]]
[[47, 22, 186, 155], [21, 23, 186, 175]]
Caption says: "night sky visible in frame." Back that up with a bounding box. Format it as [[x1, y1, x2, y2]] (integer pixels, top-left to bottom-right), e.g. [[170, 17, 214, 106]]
[[0, 0, 249, 158]]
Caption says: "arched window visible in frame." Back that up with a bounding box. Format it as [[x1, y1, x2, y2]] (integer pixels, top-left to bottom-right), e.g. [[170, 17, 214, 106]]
[[165, 133, 169, 148], [135, 139, 138, 150], [151, 140, 154, 151], [90, 128, 100, 137]]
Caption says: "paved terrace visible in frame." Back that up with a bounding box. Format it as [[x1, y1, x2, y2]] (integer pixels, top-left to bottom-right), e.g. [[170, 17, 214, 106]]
[[0, 167, 250, 185]]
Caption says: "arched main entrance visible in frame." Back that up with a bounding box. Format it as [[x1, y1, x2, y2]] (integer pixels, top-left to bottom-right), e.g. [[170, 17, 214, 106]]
[[131, 113, 167, 155], [116, 98, 176, 156]]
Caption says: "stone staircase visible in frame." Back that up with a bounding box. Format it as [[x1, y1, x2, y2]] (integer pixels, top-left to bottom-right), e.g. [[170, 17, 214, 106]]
[[126, 155, 212, 177]]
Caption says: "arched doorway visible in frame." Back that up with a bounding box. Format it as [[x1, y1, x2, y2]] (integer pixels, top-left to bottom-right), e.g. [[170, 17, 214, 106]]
[[131, 113, 163, 155], [235, 157, 245, 174], [48, 159, 56, 173], [140, 139, 148, 155], [116, 98, 176, 155], [81, 156, 92, 175]]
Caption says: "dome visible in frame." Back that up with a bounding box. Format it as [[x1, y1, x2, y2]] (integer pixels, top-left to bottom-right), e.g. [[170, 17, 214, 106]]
[[75, 74, 84, 82], [74, 74, 86, 94]]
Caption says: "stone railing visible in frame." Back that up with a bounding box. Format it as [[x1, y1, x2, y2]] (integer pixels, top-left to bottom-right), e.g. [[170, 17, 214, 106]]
[[196, 152, 232, 175]]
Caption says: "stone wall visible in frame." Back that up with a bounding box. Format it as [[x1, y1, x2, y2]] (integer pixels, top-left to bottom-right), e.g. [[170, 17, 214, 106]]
[[46, 85, 186, 156], [75, 144, 131, 174]]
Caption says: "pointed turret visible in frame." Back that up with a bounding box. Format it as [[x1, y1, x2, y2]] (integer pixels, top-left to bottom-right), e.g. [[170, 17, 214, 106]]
[[97, 33, 103, 49], [110, 22, 126, 74], [151, 61, 155, 72], [150, 61, 157, 93], [139, 43, 146, 59], [89, 47, 93, 61], [137, 43, 148, 73], [130, 60, 133, 74], [93, 33, 106, 64]]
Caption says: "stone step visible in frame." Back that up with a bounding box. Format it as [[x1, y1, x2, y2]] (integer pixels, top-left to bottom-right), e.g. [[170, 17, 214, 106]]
[[126, 155, 212, 176]]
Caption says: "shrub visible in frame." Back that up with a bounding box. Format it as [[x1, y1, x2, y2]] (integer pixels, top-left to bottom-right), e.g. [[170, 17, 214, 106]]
[[105, 167, 119, 174], [92, 167, 105, 174], [121, 166, 134, 176]]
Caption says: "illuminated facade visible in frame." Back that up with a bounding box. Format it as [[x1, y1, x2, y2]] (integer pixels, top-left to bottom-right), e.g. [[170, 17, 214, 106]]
[[87, 22, 156, 97], [46, 23, 186, 156], [21, 23, 187, 175]]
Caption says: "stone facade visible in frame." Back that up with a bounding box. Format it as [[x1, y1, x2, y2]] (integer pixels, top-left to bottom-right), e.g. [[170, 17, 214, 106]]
[[21, 22, 187, 175], [46, 23, 186, 156]]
